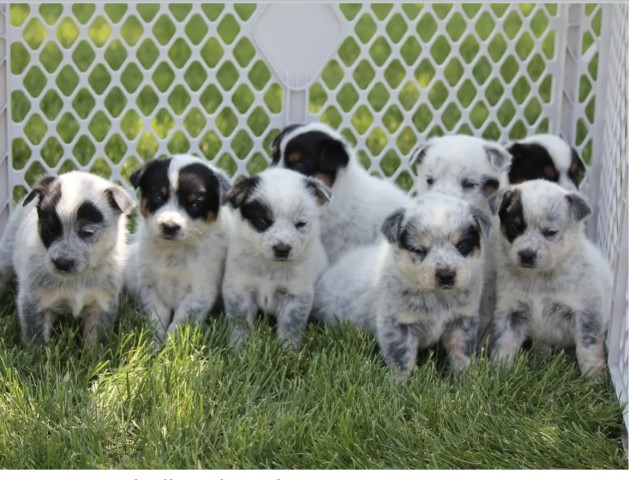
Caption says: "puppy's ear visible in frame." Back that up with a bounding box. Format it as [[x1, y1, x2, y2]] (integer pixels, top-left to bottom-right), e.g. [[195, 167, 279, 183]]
[[130, 162, 152, 190], [409, 143, 431, 165], [565, 192, 591, 222], [381, 208, 406, 243], [484, 143, 512, 172], [226, 176, 259, 209], [319, 137, 350, 170], [488, 188, 510, 215], [214, 171, 232, 205], [271, 124, 303, 163], [470, 206, 493, 238], [23, 176, 57, 206], [106, 185, 136, 215], [569, 147, 586, 185], [303, 177, 332, 206]]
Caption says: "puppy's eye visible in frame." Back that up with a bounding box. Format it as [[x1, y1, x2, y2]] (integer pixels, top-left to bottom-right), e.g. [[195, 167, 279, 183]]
[[295, 221, 307, 229], [542, 228, 558, 239], [426, 177, 434, 186], [79, 226, 96, 239], [456, 240, 475, 256], [152, 192, 166, 203], [252, 217, 271, 230], [461, 179, 477, 190], [408, 246, 427, 259]]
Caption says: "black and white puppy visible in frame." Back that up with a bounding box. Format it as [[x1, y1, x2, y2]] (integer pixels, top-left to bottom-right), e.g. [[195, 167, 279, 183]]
[[411, 134, 512, 345], [507, 134, 586, 190], [489, 180, 611, 378], [0, 172, 134, 346], [222, 168, 330, 348], [312, 192, 492, 382], [124, 154, 231, 341], [271, 122, 411, 264]]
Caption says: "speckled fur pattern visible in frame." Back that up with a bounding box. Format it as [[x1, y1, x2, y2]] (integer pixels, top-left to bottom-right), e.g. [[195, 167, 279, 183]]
[[272, 122, 412, 264], [0, 171, 134, 347], [124, 155, 231, 342], [222, 168, 330, 348], [313, 193, 492, 381], [489, 180, 612, 378], [411, 134, 512, 348]]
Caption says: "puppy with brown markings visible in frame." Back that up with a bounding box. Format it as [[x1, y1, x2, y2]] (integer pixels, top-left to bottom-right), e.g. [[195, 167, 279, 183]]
[[313, 192, 492, 382], [507, 134, 586, 190], [271, 122, 412, 264], [124, 154, 231, 342], [0, 171, 134, 346], [489, 180, 611, 378]]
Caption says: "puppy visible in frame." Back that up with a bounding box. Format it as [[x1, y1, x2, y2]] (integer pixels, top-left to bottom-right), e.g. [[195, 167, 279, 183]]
[[488, 180, 611, 378], [507, 134, 586, 190], [271, 122, 411, 264], [312, 192, 492, 381], [0, 172, 134, 346], [222, 168, 330, 348], [125, 155, 231, 341], [411, 134, 512, 345]]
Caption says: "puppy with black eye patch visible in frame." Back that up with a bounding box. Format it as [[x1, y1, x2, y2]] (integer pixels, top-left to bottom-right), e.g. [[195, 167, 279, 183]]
[[124, 154, 232, 342], [488, 180, 612, 378], [222, 168, 331, 348], [507, 134, 586, 190], [0, 171, 135, 347], [271, 122, 412, 264], [411, 134, 512, 347], [312, 192, 492, 382]]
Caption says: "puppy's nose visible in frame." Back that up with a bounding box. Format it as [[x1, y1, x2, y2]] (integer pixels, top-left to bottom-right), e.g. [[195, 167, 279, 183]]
[[161, 223, 181, 237], [436, 268, 456, 287], [272, 243, 292, 259], [52, 257, 76, 273], [518, 249, 537, 267]]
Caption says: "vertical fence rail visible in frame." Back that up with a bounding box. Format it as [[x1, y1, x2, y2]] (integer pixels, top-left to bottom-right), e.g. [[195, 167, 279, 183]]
[[0, 4, 8, 235]]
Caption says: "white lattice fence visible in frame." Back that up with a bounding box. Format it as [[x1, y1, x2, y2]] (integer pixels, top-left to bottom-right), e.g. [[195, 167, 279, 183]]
[[0, 1, 627, 441]]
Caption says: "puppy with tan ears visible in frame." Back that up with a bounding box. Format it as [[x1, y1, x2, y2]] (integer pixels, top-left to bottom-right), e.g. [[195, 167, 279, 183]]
[[125, 155, 231, 341], [489, 180, 611, 378], [411, 134, 512, 346], [313, 192, 492, 382], [222, 168, 331, 348], [507, 134, 586, 190], [0, 172, 134, 346], [271, 122, 412, 264]]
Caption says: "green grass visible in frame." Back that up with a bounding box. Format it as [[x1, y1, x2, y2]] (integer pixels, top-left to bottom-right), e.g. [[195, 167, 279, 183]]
[[0, 289, 625, 469]]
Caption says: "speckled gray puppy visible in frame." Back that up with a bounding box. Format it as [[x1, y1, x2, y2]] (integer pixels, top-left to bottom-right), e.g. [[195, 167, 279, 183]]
[[313, 192, 492, 381]]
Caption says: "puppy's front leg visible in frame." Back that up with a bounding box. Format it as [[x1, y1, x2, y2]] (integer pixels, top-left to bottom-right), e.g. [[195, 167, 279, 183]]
[[138, 284, 172, 341], [276, 292, 313, 349], [18, 293, 54, 346], [82, 300, 117, 348], [442, 315, 478, 373], [223, 287, 257, 348], [489, 308, 529, 367], [168, 290, 215, 334], [575, 309, 606, 379], [377, 315, 420, 383]]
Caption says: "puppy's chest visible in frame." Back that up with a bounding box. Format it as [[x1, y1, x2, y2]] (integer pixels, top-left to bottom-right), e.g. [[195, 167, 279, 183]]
[[38, 288, 113, 317]]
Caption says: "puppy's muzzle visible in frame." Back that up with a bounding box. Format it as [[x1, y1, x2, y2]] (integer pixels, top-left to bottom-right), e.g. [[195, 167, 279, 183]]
[[436, 268, 456, 288], [52, 257, 76, 274], [160, 222, 181, 239], [518, 249, 537, 268], [272, 243, 292, 260]]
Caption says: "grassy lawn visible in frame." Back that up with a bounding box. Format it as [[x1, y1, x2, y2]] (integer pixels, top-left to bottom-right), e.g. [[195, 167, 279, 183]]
[[2, 2, 625, 469], [0, 289, 626, 469]]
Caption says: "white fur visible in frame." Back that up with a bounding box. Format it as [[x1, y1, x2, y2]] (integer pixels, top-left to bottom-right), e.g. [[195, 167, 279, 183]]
[[275, 123, 412, 264], [222, 168, 329, 348], [124, 155, 230, 341], [490, 180, 612, 378], [313, 193, 491, 381], [0, 171, 133, 346]]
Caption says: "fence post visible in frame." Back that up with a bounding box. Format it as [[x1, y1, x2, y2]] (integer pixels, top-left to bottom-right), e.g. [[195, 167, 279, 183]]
[[0, 4, 8, 238]]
